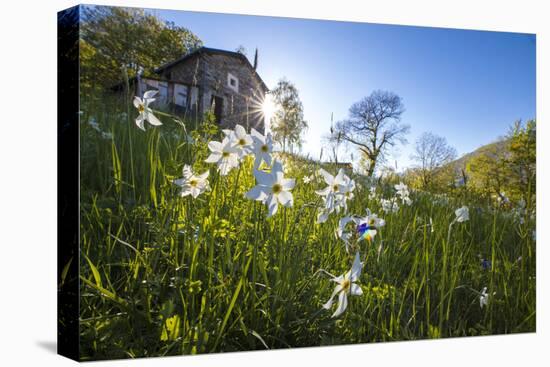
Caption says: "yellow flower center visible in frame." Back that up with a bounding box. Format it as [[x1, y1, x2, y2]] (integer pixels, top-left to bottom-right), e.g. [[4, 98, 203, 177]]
[[369, 218, 376, 226], [189, 179, 198, 187], [272, 183, 282, 194], [261, 145, 269, 153], [222, 151, 230, 158], [239, 138, 246, 146], [333, 184, 340, 192], [138, 104, 145, 113], [341, 278, 351, 291]]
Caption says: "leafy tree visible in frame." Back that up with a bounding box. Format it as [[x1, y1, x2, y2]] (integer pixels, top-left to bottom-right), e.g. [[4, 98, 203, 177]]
[[508, 119, 536, 201], [270, 78, 308, 152], [333, 90, 409, 177], [467, 140, 510, 199], [411, 132, 457, 189], [80, 6, 202, 94]]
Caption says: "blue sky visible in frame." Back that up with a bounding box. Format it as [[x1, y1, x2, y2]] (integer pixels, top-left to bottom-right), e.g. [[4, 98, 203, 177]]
[[151, 8, 536, 169]]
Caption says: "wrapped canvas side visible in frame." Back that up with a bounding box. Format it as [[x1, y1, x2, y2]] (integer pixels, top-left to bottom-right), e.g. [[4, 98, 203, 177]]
[[57, 5, 80, 361]]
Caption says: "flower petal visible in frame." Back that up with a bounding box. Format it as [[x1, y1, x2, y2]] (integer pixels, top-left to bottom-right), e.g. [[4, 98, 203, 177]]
[[245, 185, 268, 201], [318, 168, 334, 185], [277, 190, 293, 207], [143, 90, 158, 99], [322, 284, 343, 310], [266, 194, 278, 217], [146, 110, 162, 126], [350, 252, 362, 281], [208, 141, 223, 153], [281, 178, 295, 191], [205, 153, 222, 163], [350, 283, 363, 296], [135, 115, 145, 131], [332, 291, 348, 318]]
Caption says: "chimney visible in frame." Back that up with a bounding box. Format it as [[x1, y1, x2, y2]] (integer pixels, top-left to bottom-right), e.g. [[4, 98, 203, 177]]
[[253, 48, 258, 70]]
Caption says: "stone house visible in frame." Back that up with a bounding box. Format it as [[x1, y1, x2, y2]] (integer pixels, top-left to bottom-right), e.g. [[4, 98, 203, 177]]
[[132, 47, 269, 133]]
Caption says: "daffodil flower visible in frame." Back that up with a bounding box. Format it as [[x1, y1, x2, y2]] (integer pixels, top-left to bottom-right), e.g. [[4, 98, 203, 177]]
[[250, 128, 273, 168], [323, 252, 363, 318], [381, 198, 399, 214], [173, 165, 210, 198], [479, 287, 495, 308], [316, 168, 348, 197], [454, 206, 469, 222], [355, 209, 385, 242], [204, 137, 240, 175], [133, 90, 162, 130], [245, 160, 295, 217], [336, 216, 356, 251], [224, 124, 253, 158]]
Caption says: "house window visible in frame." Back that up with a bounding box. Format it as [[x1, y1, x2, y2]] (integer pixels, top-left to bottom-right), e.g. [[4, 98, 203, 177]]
[[173, 83, 188, 107], [227, 73, 239, 93]]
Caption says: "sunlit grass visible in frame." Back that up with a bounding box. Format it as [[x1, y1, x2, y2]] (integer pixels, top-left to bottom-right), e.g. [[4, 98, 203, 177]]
[[76, 94, 536, 360]]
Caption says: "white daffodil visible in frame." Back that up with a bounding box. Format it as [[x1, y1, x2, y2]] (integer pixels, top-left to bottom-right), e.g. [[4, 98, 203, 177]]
[[336, 216, 356, 251], [454, 206, 469, 223], [316, 168, 349, 197], [245, 160, 295, 217], [173, 165, 210, 198], [395, 182, 409, 196], [250, 128, 273, 169], [204, 137, 240, 175], [381, 198, 399, 214], [355, 209, 385, 242], [368, 186, 377, 200], [133, 90, 162, 131], [224, 124, 253, 158], [479, 287, 494, 308], [323, 252, 363, 318]]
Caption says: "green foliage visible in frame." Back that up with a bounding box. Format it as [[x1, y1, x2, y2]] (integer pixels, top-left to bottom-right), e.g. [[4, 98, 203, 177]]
[[269, 78, 308, 152], [80, 6, 203, 94], [467, 120, 536, 205]]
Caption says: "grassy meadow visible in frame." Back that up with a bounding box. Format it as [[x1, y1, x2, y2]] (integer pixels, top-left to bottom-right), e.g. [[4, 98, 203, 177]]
[[76, 94, 536, 360]]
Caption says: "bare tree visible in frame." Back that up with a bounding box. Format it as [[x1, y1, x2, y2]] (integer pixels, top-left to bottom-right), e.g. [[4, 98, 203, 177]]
[[411, 132, 457, 189], [333, 90, 409, 176]]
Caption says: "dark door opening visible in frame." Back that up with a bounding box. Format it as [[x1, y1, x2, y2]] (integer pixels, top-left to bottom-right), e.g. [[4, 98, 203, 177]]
[[210, 95, 223, 124]]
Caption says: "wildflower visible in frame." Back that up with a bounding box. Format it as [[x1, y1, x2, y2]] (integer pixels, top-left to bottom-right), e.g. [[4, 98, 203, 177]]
[[336, 216, 355, 251], [224, 124, 253, 158], [395, 182, 409, 197], [245, 160, 295, 217], [368, 186, 377, 200], [133, 90, 162, 130], [479, 287, 495, 308], [316, 168, 354, 222], [381, 198, 399, 214], [323, 252, 363, 318], [316, 168, 349, 197], [173, 165, 210, 198], [303, 175, 312, 184], [454, 206, 469, 223], [480, 258, 491, 271], [250, 128, 273, 168], [356, 209, 385, 242], [204, 137, 240, 175]]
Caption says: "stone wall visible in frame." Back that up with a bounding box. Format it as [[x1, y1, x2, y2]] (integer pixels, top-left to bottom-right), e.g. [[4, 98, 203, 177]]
[[158, 52, 266, 134]]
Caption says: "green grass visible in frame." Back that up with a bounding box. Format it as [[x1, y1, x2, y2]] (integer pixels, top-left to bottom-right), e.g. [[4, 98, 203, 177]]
[[76, 96, 536, 360]]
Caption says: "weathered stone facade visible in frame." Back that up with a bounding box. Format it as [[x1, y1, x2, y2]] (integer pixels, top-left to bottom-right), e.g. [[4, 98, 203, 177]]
[[154, 47, 268, 133]]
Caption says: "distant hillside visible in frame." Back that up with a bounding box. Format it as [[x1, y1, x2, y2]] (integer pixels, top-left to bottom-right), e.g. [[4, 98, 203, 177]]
[[446, 138, 509, 173]]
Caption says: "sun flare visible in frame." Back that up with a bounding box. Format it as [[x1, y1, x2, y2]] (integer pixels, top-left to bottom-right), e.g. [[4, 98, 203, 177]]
[[261, 94, 275, 123]]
